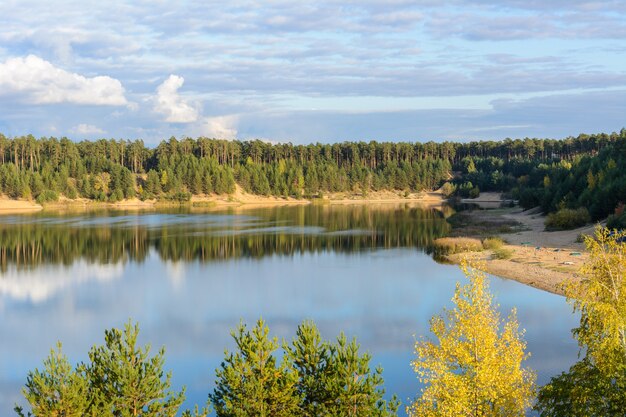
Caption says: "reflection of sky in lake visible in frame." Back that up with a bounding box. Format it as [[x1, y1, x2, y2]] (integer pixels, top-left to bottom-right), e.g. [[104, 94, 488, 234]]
[[1, 246, 578, 415]]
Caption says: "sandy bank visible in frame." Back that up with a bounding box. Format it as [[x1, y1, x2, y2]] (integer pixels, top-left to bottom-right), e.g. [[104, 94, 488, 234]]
[[1, 186, 446, 214], [447, 205, 594, 296], [0, 197, 43, 213], [326, 190, 444, 206]]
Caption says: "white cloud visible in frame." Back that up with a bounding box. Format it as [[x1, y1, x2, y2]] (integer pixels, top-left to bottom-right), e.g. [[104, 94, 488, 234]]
[[200, 115, 238, 139], [154, 74, 199, 123], [0, 55, 127, 105], [70, 123, 105, 135]]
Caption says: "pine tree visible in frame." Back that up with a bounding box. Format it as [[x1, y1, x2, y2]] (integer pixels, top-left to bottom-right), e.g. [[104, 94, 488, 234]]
[[15, 343, 89, 417], [286, 321, 335, 416], [409, 261, 535, 417], [327, 334, 399, 417], [210, 319, 300, 417], [84, 321, 185, 417], [286, 321, 399, 417]]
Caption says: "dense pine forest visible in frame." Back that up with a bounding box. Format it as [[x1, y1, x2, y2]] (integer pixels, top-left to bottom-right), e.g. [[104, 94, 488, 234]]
[[2, 130, 626, 224]]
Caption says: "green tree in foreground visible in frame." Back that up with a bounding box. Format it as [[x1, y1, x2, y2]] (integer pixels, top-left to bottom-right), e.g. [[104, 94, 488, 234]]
[[409, 261, 535, 417], [211, 319, 398, 417], [84, 321, 185, 417], [536, 227, 626, 416], [15, 343, 89, 417], [286, 321, 399, 416], [210, 319, 301, 417], [15, 321, 200, 417]]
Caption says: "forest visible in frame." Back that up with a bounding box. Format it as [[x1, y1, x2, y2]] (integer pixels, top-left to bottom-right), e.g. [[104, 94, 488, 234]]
[[1, 131, 625, 215]]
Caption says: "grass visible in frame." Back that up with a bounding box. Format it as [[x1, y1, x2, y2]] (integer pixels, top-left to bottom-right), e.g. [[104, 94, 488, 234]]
[[446, 210, 523, 237], [432, 237, 483, 256], [482, 237, 505, 250], [492, 247, 514, 260]]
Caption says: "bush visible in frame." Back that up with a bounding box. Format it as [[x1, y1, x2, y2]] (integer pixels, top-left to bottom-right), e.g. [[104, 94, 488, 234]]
[[166, 191, 192, 202], [482, 237, 504, 250], [440, 182, 456, 198], [492, 247, 514, 259], [545, 208, 591, 231], [432, 237, 483, 256], [36, 190, 59, 204]]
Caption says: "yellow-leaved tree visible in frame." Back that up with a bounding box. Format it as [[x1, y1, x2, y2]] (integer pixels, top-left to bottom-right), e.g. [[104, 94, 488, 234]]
[[409, 261, 535, 417], [568, 227, 626, 371], [535, 227, 626, 416]]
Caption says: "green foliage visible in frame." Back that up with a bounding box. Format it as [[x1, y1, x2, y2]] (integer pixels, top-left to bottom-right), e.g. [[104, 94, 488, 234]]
[[536, 358, 626, 416], [16, 321, 193, 417], [286, 321, 399, 417], [544, 208, 590, 230], [468, 186, 480, 199], [2, 130, 625, 217], [35, 190, 59, 204], [165, 191, 192, 202], [84, 321, 185, 416], [15, 343, 89, 417], [210, 319, 301, 417]]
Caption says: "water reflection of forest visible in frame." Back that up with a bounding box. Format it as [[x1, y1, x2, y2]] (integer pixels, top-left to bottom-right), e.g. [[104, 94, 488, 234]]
[[0, 204, 452, 270]]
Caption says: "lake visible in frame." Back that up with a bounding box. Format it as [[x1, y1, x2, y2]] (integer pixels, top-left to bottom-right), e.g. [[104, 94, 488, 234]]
[[0, 203, 579, 415]]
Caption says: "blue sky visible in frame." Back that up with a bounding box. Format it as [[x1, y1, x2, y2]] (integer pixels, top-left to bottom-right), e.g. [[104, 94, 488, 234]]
[[0, 0, 625, 145]]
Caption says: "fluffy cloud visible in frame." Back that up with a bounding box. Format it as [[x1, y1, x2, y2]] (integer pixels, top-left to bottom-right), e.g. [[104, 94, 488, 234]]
[[154, 75, 199, 123], [70, 123, 105, 135], [0, 55, 127, 105], [200, 115, 239, 139]]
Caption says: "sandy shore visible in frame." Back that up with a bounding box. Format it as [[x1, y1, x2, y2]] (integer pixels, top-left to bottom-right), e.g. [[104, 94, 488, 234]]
[[0, 198, 43, 213], [446, 205, 594, 296], [0, 187, 446, 214]]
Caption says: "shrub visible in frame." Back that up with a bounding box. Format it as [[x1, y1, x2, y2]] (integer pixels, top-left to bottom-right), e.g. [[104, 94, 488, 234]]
[[482, 237, 504, 250], [166, 191, 192, 202], [35, 190, 59, 204], [432, 237, 483, 256], [440, 182, 456, 198], [492, 247, 514, 259], [545, 208, 591, 231]]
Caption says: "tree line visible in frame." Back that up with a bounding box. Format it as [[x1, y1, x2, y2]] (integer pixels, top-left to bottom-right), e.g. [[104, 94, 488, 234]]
[[2, 131, 624, 203], [16, 227, 626, 416]]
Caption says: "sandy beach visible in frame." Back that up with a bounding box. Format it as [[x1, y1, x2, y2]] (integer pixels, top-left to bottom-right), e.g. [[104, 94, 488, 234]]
[[0, 187, 446, 214], [446, 201, 596, 296], [0, 198, 43, 213]]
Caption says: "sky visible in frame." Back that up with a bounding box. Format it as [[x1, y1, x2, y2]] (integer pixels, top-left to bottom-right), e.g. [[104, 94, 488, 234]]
[[0, 0, 625, 145]]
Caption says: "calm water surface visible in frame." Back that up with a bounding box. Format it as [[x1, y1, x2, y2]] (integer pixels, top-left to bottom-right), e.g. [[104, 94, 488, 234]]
[[0, 204, 578, 415]]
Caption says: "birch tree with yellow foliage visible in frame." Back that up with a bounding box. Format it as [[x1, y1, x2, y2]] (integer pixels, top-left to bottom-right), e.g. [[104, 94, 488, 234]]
[[409, 261, 535, 417], [536, 227, 626, 416]]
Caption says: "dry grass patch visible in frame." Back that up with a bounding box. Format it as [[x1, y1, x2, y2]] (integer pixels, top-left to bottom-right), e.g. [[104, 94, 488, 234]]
[[432, 237, 484, 255]]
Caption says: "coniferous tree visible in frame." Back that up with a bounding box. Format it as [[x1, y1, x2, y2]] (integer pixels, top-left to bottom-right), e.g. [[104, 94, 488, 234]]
[[15, 343, 89, 417], [83, 321, 185, 417], [210, 319, 300, 417]]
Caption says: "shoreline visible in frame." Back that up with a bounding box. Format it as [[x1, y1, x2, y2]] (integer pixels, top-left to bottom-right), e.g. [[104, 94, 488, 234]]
[[0, 189, 446, 214], [1, 191, 589, 297], [444, 202, 594, 296]]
